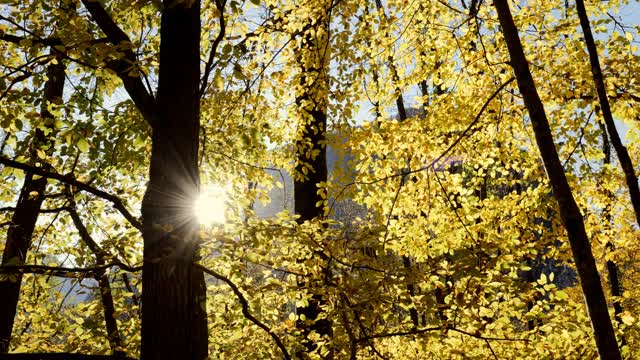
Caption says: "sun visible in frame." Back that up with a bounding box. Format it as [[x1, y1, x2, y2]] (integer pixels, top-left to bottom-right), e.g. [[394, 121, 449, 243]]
[[193, 184, 227, 225]]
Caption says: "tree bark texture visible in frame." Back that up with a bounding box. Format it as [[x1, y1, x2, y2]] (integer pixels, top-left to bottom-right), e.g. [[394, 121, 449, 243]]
[[494, 1, 621, 359], [0, 58, 65, 353], [140, 1, 207, 359]]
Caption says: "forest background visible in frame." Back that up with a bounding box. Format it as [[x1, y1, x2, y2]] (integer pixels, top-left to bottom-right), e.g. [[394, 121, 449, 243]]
[[0, 0, 639, 359]]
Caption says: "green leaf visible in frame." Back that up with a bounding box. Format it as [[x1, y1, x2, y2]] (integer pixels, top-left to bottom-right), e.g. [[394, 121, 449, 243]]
[[77, 138, 89, 152]]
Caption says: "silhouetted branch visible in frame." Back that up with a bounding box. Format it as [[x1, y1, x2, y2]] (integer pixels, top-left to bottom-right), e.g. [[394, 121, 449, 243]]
[[357, 324, 530, 343], [0, 156, 142, 230], [0, 263, 141, 278], [200, 0, 226, 96], [330, 77, 515, 211], [575, 0, 640, 228]]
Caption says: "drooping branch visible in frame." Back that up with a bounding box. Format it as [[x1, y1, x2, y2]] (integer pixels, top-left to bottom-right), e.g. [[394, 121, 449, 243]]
[[0, 156, 142, 230], [493, 0, 621, 358], [194, 263, 291, 360], [575, 0, 640, 228]]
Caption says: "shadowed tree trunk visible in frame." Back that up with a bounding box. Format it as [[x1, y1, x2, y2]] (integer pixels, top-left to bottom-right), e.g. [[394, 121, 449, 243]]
[[80, 0, 207, 356], [292, 2, 331, 356], [494, 1, 621, 358], [140, 1, 207, 358], [0, 57, 65, 353]]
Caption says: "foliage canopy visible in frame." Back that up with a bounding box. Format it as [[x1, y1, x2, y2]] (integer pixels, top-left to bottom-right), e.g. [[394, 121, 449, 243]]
[[1, 0, 640, 358]]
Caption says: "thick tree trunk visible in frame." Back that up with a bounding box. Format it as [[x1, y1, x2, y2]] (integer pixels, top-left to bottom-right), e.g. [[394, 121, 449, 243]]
[[140, 1, 207, 359], [293, 3, 331, 355], [575, 0, 640, 228], [0, 58, 65, 353], [494, 1, 621, 359]]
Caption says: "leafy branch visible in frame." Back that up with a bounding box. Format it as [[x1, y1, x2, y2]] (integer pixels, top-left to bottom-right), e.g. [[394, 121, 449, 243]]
[[0, 156, 142, 230], [193, 263, 291, 360]]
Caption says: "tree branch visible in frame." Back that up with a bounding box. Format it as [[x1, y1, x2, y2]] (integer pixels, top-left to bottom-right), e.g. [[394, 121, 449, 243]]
[[0, 156, 142, 230], [80, 0, 156, 126], [194, 263, 291, 360], [200, 0, 226, 96], [329, 77, 515, 211], [0, 263, 141, 278], [575, 0, 640, 228]]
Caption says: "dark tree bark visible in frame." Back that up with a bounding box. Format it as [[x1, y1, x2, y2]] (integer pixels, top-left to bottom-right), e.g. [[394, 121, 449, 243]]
[[81, 0, 207, 357], [575, 0, 640, 228], [0, 58, 65, 353], [292, 5, 331, 356], [493, 1, 621, 359], [140, 1, 207, 359]]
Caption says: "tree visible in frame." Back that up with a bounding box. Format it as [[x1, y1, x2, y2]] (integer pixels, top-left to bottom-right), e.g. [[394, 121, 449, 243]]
[[137, 1, 207, 358], [290, 0, 332, 356], [494, 0, 621, 357], [0, 55, 65, 353]]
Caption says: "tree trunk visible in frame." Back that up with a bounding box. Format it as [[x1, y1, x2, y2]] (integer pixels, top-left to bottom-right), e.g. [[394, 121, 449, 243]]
[[575, 0, 640, 228], [0, 58, 65, 353], [292, 3, 331, 355], [140, 1, 207, 359], [493, 1, 621, 358]]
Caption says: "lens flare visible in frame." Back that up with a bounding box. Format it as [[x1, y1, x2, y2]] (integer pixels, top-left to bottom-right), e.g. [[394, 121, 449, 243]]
[[194, 184, 226, 225]]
